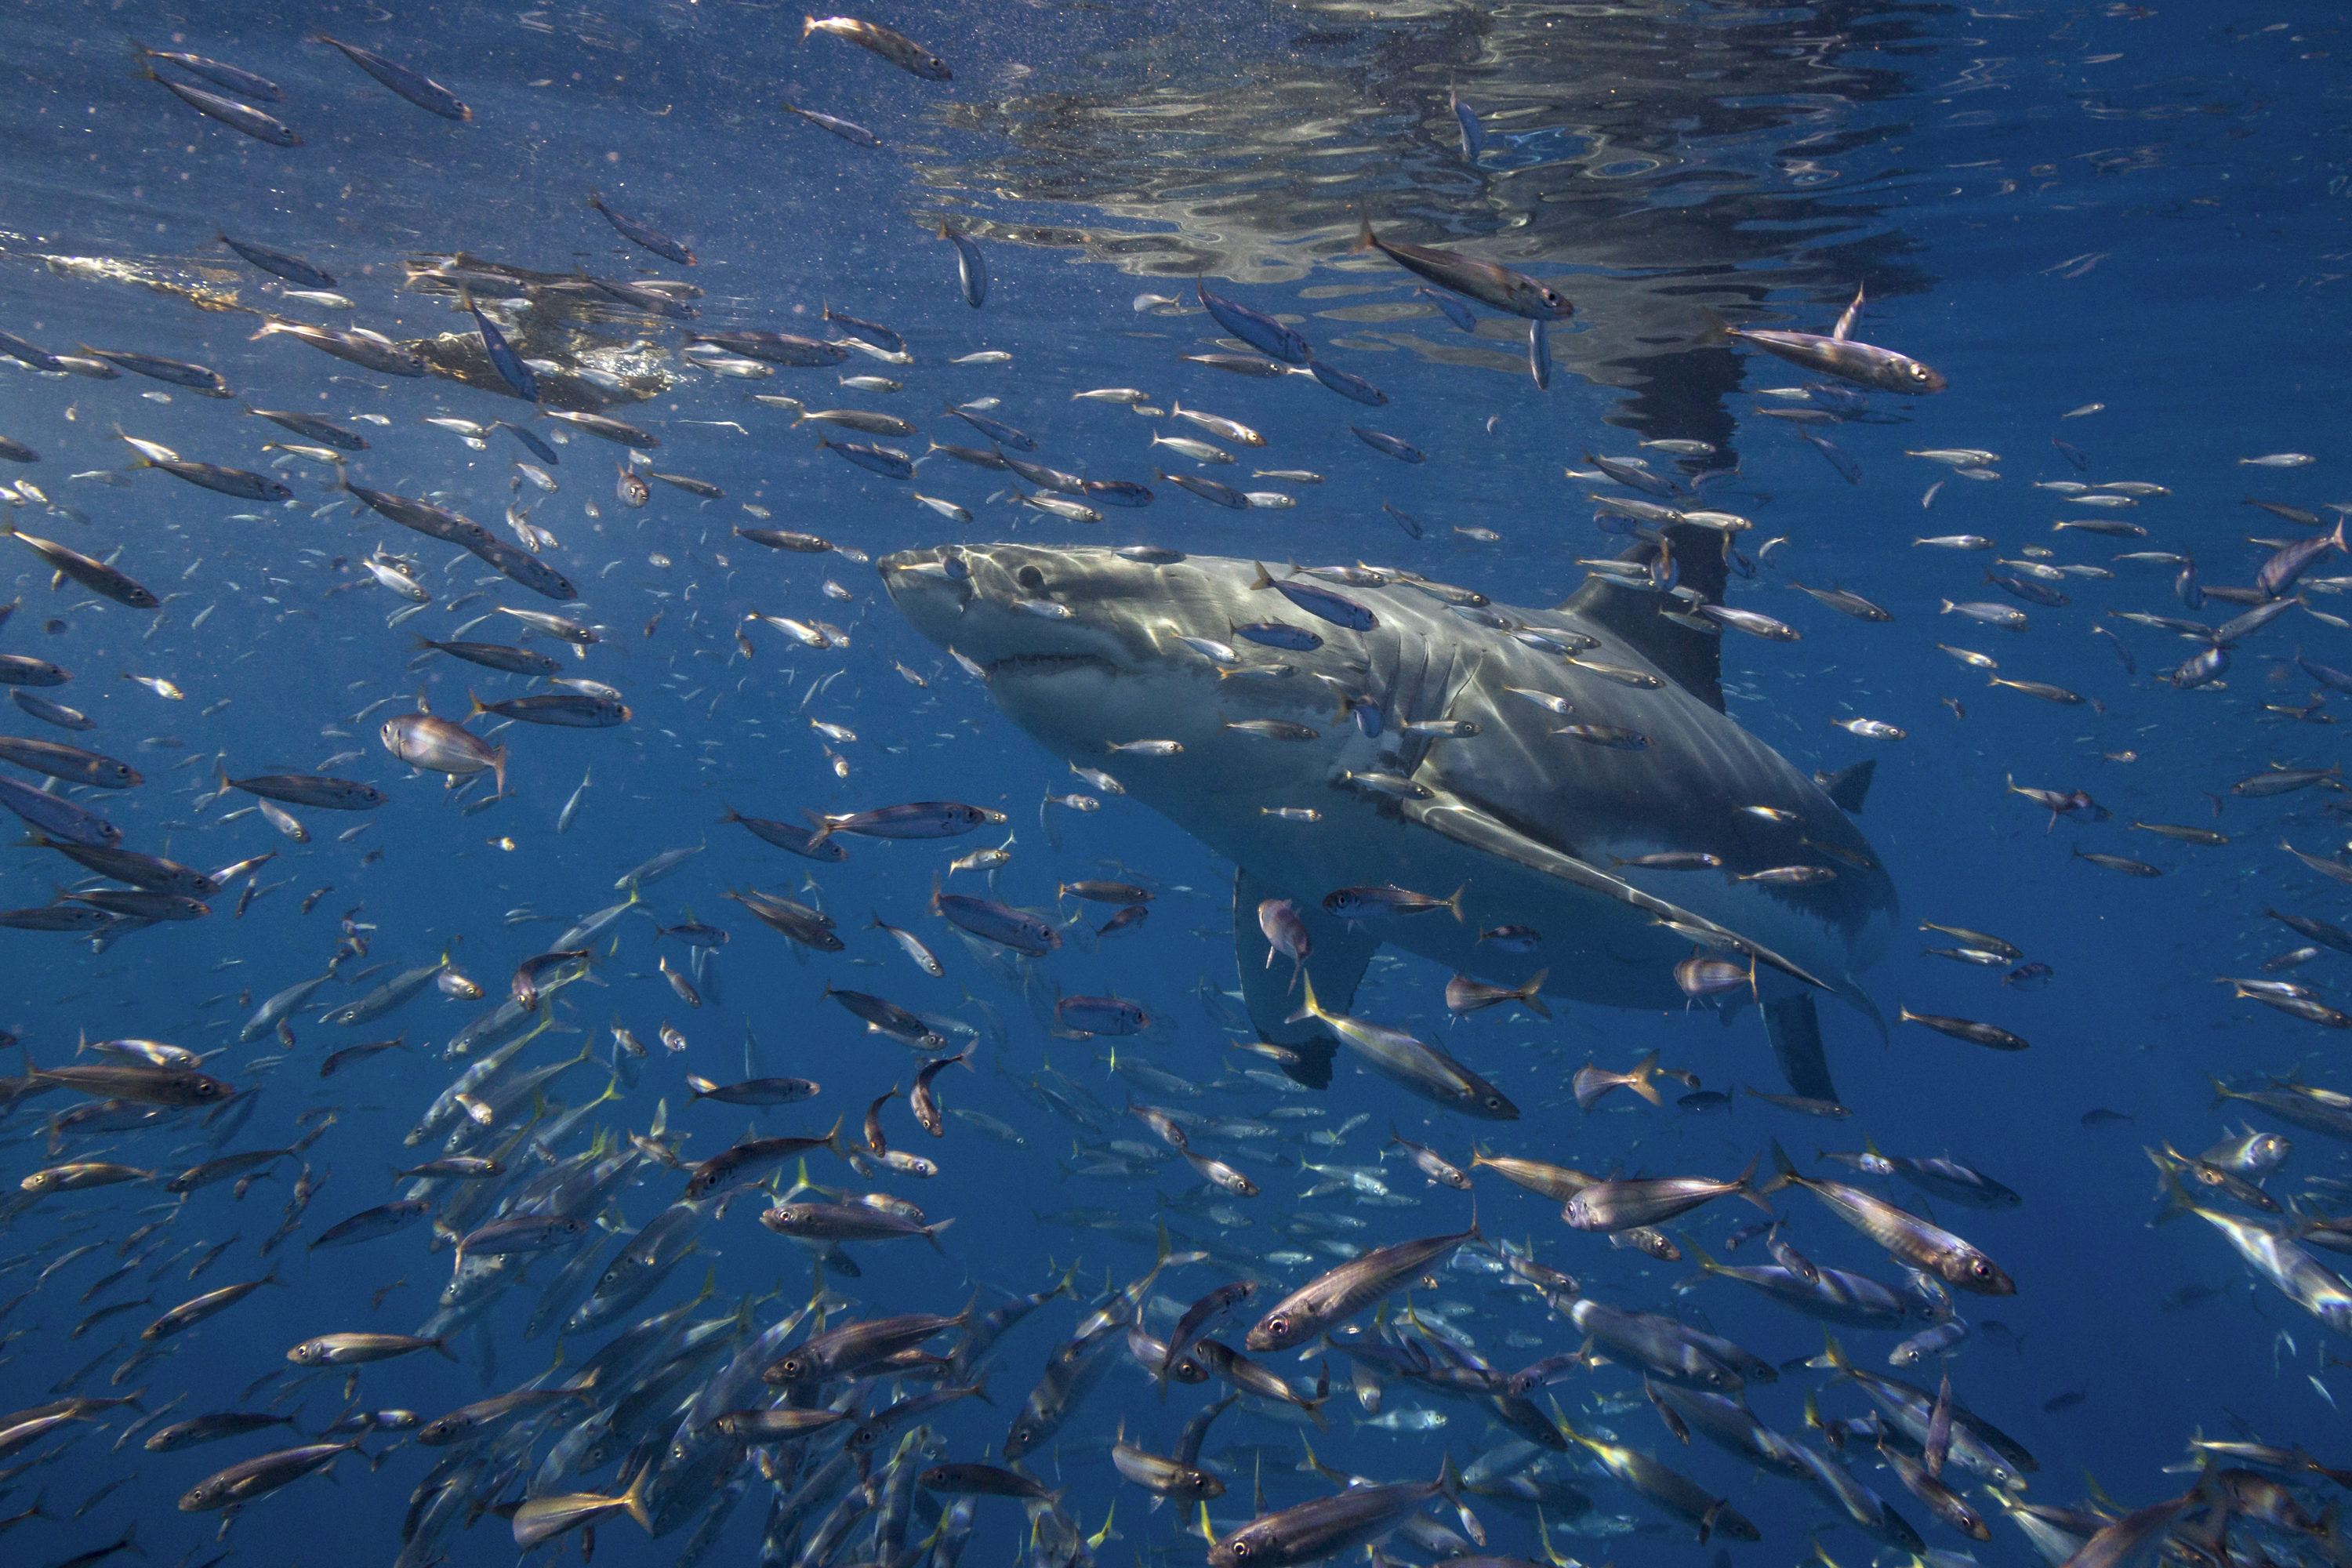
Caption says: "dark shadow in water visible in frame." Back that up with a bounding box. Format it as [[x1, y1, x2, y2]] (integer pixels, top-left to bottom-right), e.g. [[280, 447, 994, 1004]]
[[914, 0, 1944, 444]]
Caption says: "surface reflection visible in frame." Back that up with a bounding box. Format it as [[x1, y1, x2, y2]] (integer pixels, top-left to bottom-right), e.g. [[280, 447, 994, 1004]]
[[917, 0, 1941, 437]]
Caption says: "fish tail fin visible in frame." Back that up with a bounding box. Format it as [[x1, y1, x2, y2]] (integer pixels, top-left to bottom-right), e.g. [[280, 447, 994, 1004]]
[[1695, 306, 1735, 346], [430, 1334, 459, 1362], [1628, 1050, 1664, 1106], [1675, 1230, 1719, 1283], [1536, 1507, 1572, 1568], [618, 1455, 657, 1533], [2205, 1073, 2234, 1109], [1287, 967, 1321, 1027], [1515, 969, 1550, 1019], [1301, 1385, 1330, 1432], [1762, 1138, 1798, 1195], [1444, 882, 1468, 923], [923, 1217, 956, 1252], [1353, 211, 1377, 253], [1732, 1152, 1773, 1213], [464, 688, 489, 720], [2151, 1161, 2198, 1226], [1248, 560, 1272, 590]]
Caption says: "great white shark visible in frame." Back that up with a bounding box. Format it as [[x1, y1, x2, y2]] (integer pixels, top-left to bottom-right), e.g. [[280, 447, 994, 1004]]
[[878, 531, 1897, 1101]]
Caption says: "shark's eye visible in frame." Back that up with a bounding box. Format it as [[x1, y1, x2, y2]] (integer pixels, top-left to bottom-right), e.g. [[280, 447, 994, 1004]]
[[1017, 564, 1046, 591]]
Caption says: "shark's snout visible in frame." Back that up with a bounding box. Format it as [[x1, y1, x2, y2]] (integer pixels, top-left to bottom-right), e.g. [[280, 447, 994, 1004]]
[[880, 543, 1182, 677]]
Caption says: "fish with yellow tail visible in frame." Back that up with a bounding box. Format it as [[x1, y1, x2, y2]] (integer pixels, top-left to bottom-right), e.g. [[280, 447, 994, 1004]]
[[1286, 970, 1517, 1120]]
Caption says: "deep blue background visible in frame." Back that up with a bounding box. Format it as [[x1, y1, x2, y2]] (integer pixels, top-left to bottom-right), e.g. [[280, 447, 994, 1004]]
[[1, 2, 2347, 1566]]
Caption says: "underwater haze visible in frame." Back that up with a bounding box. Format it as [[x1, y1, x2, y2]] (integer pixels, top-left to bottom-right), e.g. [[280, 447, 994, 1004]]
[[0, 4, 2347, 1568]]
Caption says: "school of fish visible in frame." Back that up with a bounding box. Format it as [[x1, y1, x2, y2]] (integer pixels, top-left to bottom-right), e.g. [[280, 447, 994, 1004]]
[[0, 16, 2345, 1568]]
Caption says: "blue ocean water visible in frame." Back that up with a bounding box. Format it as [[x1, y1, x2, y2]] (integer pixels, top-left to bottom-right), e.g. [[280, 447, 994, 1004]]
[[0, 3, 2347, 1567]]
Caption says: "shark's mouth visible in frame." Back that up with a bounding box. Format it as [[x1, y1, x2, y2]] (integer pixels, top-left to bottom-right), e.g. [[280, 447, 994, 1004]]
[[982, 651, 1119, 681]]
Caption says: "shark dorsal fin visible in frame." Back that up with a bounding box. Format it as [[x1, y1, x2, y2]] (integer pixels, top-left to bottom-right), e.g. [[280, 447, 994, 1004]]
[[1555, 523, 1727, 713]]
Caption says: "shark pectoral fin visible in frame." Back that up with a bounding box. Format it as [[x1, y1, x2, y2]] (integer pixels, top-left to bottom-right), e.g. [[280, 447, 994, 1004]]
[[1841, 977, 1889, 1044], [1763, 993, 1839, 1105], [1398, 789, 1846, 1000], [1232, 867, 1378, 1091]]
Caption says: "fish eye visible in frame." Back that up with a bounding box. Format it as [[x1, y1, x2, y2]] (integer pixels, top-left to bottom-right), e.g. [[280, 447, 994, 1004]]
[[1016, 564, 1046, 590]]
